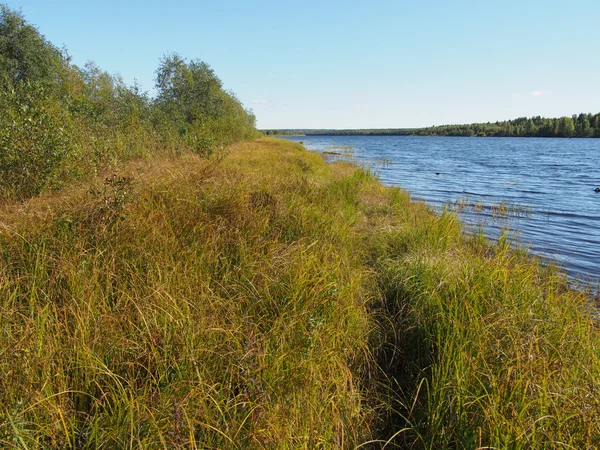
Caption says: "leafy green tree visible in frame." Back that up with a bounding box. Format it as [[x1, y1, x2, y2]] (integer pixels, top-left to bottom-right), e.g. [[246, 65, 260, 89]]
[[155, 53, 226, 125], [524, 118, 535, 136], [558, 116, 575, 137], [154, 53, 257, 152], [0, 4, 65, 87]]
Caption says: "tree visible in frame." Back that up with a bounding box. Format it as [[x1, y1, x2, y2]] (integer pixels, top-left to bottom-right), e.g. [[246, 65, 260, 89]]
[[154, 53, 257, 148], [0, 5, 65, 87], [155, 53, 226, 125], [558, 116, 575, 137]]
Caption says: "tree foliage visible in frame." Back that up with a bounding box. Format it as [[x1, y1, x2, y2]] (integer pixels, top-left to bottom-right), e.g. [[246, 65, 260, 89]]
[[0, 5, 257, 199], [155, 53, 257, 151], [0, 5, 65, 87], [155, 53, 225, 122]]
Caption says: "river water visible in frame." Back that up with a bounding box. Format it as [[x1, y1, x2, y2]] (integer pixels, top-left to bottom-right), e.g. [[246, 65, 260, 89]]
[[282, 135, 600, 287]]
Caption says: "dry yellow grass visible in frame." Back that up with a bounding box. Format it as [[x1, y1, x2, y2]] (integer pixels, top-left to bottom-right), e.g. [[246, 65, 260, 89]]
[[1, 138, 598, 449]]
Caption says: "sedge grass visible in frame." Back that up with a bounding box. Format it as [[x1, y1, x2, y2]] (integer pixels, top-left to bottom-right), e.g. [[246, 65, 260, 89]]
[[0, 139, 375, 448], [0, 138, 598, 448], [363, 192, 600, 448]]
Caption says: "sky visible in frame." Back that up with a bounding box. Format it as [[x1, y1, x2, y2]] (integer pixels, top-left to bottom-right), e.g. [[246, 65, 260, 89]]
[[4, 0, 600, 129]]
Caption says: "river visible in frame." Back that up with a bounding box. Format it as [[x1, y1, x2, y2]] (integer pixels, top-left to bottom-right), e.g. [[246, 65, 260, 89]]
[[282, 135, 600, 288]]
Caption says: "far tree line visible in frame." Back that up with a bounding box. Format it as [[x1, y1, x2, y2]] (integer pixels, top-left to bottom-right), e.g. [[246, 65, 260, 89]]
[[264, 113, 600, 138]]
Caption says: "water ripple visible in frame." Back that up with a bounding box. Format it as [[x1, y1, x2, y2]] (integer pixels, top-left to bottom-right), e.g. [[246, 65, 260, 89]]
[[286, 135, 600, 286]]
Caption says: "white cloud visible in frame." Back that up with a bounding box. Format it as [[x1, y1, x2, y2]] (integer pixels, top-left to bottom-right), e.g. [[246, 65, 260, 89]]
[[512, 90, 552, 98]]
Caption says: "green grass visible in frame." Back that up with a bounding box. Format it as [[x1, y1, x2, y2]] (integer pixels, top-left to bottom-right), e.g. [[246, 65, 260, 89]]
[[364, 206, 600, 448], [0, 138, 598, 448]]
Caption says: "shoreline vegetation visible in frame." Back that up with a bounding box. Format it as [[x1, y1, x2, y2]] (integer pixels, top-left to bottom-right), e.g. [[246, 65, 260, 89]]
[[0, 5, 259, 201], [2, 138, 599, 448], [2, 5, 600, 448], [263, 113, 600, 138]]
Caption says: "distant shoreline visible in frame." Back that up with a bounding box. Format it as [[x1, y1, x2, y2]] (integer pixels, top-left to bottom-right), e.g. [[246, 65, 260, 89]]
[[262, 113, 600, 138], [269, 133, 598, 139]]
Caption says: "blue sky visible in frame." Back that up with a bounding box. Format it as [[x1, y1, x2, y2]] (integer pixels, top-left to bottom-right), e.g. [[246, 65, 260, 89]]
[[4, 0, 600, 129]]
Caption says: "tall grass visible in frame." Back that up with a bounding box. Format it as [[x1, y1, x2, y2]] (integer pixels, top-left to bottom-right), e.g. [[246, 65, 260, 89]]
[[0, 139, 375, 448], [362, 193, 600, 448], [1, 138, 598, 448]]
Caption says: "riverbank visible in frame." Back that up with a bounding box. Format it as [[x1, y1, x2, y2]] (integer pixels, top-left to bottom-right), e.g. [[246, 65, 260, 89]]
[[283, 134, 600, 286], [1, 138, 598, 448]]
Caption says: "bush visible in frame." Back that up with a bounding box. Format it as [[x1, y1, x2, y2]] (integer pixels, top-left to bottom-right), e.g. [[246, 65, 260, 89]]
[[0, 81, 77, 198]]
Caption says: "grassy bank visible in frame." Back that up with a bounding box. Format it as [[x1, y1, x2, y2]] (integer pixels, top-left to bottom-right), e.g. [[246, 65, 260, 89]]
[[1, 138, 599, 448]]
